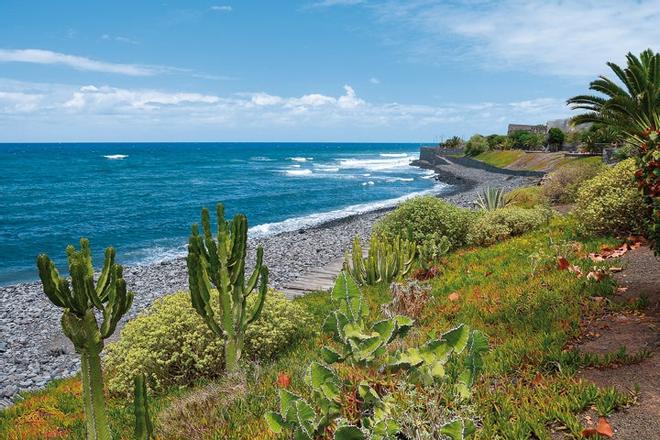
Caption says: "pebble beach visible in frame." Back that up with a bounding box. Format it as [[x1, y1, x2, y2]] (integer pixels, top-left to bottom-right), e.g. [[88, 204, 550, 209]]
[[0, 158, 539, 407]]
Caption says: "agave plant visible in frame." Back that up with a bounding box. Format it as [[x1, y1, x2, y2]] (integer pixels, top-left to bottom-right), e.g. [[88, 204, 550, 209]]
[[567, 49, 659, 137], [474, 187, 509, 211]]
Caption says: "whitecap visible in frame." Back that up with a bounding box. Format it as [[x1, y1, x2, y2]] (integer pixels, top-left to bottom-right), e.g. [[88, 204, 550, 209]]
[[103, 154, 128, 160], [338, 156, 414, 171], [249, 184, 449, 238], [289, 157, 313, 162], [379, 153, 409, 158], [250, 156, 274, 161], [284, 169, 313, 176], [362, 181, 375, 186]]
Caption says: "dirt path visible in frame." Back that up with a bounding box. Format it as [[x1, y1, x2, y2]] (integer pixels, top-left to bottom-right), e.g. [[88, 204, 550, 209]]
[[575, 245, 659, 439]]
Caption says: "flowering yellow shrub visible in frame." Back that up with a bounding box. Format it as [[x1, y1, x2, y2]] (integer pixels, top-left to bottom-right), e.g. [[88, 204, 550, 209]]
[[574, 159, 647, 235], [467, 207, 551, 246], [104, 290, 312, 396]]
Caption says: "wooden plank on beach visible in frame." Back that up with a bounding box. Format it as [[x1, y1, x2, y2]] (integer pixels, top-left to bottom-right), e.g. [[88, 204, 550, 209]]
[[280, 257, 345, 298]]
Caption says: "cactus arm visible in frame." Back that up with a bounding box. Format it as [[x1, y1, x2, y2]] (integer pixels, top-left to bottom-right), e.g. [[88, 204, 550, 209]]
[[94, 247, 115, 302], [245, 247, 263, 295], [188, 251, 224, 337], [36, 255, 69, 308], [247, 267, 269, 325], [100, 270, 133, 339]]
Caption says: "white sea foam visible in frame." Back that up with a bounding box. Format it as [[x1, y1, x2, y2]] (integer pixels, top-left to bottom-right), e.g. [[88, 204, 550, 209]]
[[338, 156, 413, 171], [284, 169, 313, 176], [250, 156, 273, 161], [421, 170, 437, 179], [385, 177, 414, 182], [289, 164, 302, 168], [103, 154, 128, 160], [362, 181, 375, 186], [289, 157, 313, 162], [249, 184, 448, 238], [379, 153, 409, 158], [314, 165, 340, 172]]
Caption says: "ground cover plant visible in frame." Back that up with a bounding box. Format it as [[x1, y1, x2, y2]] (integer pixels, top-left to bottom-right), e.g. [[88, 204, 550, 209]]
[[2, 211, 643, 439], [473, 150, 525, 168]]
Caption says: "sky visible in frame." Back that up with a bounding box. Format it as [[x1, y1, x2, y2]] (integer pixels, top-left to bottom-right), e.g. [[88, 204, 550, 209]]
[[0, 0, 658, 142]]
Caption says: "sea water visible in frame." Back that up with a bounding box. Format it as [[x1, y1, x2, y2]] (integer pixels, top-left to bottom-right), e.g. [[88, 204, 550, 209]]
[[0, 143, 446, 285]]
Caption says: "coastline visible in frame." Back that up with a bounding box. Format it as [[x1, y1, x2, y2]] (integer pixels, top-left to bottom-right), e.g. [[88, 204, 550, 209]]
[[0, 158, 540, 407]]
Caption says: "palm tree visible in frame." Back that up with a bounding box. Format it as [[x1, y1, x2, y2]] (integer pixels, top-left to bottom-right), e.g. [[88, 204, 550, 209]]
[[567, 49, 659, 137]]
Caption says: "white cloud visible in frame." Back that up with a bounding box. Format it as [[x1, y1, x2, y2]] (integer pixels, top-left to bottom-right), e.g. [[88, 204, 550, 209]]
[[101, 34, 139, 45], [211, 5, 232, 12], [369, 77, 380, 84], [0, 78, 572, 140], [0, 49, 155, 76], [356, 0, 660, 77]]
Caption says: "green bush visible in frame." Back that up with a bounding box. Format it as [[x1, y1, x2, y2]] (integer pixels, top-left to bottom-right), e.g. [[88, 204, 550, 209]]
[[574, 158, 647, 236], [104, 290, 312, 396], [541, 158, 605, 203], [506, 186, 547, 208], [465, 134, 489, 156], [373, 196, 474, 248], [467, 206, 551, 246]]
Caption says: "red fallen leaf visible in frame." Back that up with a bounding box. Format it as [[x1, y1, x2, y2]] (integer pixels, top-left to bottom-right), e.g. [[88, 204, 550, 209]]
[[583, 417, 614, 438], [448, 292, 460, 302], [558, 256, 571, 270], [276, 373, 291, 389], [531, 372, 543, 386]]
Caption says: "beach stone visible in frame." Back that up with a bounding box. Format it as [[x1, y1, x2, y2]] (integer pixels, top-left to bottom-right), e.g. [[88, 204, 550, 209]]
[[0, 159, 539, 408]]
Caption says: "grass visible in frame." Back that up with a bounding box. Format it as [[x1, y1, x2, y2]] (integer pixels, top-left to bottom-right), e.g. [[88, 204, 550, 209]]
[[473, 150, 525, 167], [0, 217, 641, 439]]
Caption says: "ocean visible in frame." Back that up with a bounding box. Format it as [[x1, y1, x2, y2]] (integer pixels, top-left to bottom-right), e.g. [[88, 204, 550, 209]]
[[0, 143, 447, 285]]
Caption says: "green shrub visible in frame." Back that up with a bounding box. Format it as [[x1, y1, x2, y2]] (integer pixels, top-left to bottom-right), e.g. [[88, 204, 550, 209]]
[[574, 158, 647, 236], [465, 134, 489, 156], [104, 290, 312, 396], [506, 186, 547, 208], [467, 206, 551, 246], [373, 196, 474, 248], [541, 159, 605, 203]]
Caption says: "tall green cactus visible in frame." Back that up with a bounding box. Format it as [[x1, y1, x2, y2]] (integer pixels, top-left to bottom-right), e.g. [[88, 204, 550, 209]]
[[344, 235, 416, 285], [37, 239, 133, 440], [133, 374, 154, 440], [187, 203, 269, 371]]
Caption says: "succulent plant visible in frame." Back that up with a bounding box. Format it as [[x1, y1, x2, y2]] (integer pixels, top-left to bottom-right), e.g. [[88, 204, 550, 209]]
[[37, 239, 133, 440], [187, 203, 269, 371], [344, 235, 416, 285]]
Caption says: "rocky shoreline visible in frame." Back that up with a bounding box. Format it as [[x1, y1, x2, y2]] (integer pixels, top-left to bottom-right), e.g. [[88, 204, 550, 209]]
[[0, 158, 539, 407]]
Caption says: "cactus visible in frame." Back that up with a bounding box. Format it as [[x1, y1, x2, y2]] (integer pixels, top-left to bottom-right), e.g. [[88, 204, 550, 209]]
[[418, 233, 450, 271], [37, 239, 133, 440], [344, 235, 416, 285], [187, 203, 269, 371], [133, 374, 154, 440]]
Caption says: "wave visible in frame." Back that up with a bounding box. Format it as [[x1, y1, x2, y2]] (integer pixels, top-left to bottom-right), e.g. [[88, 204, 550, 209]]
[[289, 157, 313, 162], [250, 156, 274, 161], [314, 165, 340, 172], [338, 156, 414, 171], [284, 169, 313, 176], [385, 177, 414, 182], [249, 184, 448, 238], [379, 153, 409, 158], [362, 181, 375, 186], [421, 170, 436, 179], [103, 154, 128, 160]]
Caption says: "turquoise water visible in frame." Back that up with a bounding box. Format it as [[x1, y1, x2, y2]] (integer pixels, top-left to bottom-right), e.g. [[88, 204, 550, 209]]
[[0, 143, 444, 285]]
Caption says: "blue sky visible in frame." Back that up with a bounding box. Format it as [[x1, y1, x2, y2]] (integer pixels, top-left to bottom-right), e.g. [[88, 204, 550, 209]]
[[0, 0, 658, 142]]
